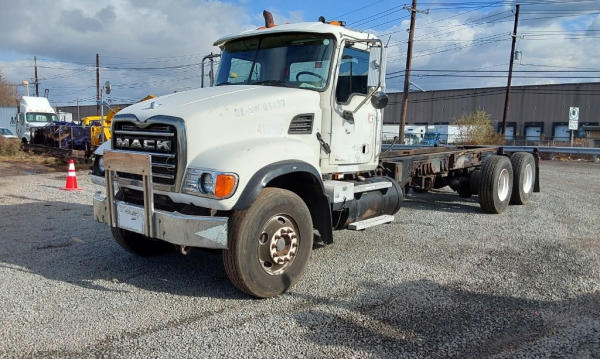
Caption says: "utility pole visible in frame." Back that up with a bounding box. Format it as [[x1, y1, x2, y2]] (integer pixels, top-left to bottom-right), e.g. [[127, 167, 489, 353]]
[[34, 56, 39, 96], [501, 4, 520, 135], [96, 53, 100, 116], [398, 0, 427, 143], [77, 98, 80, 124]]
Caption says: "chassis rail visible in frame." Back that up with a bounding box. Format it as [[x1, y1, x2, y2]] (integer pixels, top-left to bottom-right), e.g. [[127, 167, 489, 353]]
[[381, 146, 541, 193]]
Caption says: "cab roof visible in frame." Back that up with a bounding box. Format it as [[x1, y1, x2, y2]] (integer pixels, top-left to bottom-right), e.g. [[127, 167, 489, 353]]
[[213, 22, 378, 48]]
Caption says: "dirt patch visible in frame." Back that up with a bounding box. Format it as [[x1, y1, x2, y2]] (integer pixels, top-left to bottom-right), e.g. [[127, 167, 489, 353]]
[[0, 161, 63, 177]]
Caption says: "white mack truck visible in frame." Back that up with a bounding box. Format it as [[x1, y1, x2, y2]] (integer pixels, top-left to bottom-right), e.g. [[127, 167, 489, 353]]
[[92, 14, 540, 298]]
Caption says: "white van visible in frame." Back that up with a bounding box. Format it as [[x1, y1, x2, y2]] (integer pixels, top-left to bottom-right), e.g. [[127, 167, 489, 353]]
[[15, 96, 58, 143]]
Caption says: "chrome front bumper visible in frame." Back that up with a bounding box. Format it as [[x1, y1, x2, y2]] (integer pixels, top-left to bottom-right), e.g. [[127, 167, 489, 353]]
[[93, 151, 228, 249]]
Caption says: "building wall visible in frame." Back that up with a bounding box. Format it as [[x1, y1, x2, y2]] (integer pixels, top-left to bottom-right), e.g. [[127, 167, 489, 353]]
[[56, 103, 131, 123], [0, 107, 18, 130], [383, 82, 600, 139]]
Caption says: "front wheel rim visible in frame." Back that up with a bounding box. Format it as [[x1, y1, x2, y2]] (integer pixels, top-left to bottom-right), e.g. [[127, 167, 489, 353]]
[[498, 168, 510, 202], [257, 214, 300, 276]]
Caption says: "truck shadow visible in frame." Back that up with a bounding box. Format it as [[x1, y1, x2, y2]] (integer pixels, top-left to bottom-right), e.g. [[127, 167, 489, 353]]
[[0, 199, 245, 300], [290, 279, 600, 358], [402, 190, 483, 214]]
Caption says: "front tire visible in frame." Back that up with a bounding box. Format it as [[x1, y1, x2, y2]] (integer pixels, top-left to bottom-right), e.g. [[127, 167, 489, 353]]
[[479, 155, 513, 214], [223, 188, 313, 298], [510, 152, 535, 205], [92, 155, 105, 177]]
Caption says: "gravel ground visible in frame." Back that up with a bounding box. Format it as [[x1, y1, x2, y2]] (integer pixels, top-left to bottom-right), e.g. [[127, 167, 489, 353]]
[[0, 160, 598, 358]]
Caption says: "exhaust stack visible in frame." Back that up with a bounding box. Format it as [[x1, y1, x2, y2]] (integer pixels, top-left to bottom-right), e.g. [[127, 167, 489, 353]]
[[263, 10, 275, 28]]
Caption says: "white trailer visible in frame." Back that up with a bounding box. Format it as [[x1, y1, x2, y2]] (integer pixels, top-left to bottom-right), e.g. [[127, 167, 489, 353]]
[[56, 111, 73, 123], [382, 124, 426, 144]]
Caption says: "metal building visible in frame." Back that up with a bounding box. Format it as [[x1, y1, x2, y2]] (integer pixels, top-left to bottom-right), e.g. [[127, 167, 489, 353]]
[[383, 82, 600, 142], [56, 103, 131, 123], [0, 107, 17, 130]]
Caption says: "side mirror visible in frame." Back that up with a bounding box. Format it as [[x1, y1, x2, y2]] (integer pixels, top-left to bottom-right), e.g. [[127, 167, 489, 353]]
[[367, 47, 381, 88], [371, 91, 388, 109]]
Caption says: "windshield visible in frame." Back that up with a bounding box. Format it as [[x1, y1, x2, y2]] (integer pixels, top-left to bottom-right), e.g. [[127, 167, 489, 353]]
[[26, 112, 58, 123], [423, 133, 437, 140], [0, 128, 13, 135], [216, 33, 335, 90]]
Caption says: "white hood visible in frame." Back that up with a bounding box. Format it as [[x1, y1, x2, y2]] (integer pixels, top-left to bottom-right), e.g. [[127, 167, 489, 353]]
[[117, 85, 322, 165]]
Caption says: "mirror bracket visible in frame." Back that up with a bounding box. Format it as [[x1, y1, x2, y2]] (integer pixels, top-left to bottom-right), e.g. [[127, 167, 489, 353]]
[[342, 110, 355, 124]]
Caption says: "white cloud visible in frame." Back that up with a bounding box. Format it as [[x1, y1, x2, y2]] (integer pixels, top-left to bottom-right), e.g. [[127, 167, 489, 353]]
[[0, 1, 598, 105], [0, 0, 257, 104], [374, 7, 600, 92]]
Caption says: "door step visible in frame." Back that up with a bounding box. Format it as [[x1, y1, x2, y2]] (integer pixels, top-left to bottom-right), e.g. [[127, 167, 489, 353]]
[[354, 181, 392, 193], [348, 215, 394, 231]]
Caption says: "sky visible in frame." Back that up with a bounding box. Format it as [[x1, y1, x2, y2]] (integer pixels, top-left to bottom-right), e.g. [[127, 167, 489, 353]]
[[0, 0, 599, 106]]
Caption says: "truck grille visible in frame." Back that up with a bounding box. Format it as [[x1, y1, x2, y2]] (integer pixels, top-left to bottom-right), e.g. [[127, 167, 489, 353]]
[[112, 122, 178, 185]]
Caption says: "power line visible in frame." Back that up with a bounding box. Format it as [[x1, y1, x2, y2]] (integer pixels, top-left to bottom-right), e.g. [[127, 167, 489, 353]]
[[387, 74, 600, 79]]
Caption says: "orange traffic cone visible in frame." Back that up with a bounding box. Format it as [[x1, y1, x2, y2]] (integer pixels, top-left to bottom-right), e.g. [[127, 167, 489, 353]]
[[61, 159, 82, 191]]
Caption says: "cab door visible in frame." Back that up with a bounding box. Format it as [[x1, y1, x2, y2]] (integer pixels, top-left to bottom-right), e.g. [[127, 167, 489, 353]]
[[329, 43, 380, 165]]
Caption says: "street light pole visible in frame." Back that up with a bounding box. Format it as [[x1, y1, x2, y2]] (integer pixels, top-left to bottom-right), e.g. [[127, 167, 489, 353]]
[[100, 91, 104, 143], [22, 81, 30, 96]]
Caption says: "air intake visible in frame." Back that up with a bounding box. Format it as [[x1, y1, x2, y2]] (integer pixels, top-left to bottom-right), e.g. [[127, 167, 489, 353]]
[[288, 114, 314, 135]]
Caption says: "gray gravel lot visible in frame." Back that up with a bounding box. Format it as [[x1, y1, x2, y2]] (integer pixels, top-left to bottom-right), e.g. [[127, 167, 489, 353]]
[[0, 160, 599, 358]]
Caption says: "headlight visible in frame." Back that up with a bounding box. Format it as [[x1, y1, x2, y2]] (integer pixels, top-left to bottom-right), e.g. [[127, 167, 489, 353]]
[[200, 173, 214, 194], [183, 168, 238, 199]]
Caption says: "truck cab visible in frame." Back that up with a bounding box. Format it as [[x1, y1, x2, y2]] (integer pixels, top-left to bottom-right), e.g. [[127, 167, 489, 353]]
[[15, 96, 58, 144], [93, 18, 393, 297]]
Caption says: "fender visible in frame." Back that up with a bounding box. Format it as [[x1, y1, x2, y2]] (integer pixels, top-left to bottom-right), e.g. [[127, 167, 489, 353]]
[[94, 140, 112, 156], [233, 160, 333, 244], [233, 160, 324, 210]]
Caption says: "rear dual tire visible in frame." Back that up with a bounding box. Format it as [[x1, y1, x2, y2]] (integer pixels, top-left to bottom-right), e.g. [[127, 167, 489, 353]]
[[510, 152, 535, 205], [479, 155, 513, 214]]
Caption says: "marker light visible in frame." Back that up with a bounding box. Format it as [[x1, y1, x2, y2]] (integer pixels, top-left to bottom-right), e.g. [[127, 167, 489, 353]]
[[215, 174, 237, 198]]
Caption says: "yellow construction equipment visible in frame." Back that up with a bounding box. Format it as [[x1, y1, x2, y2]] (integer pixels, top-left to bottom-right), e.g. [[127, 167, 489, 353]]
[[82, 107, 119, 147], [82, 95, 156, 147]]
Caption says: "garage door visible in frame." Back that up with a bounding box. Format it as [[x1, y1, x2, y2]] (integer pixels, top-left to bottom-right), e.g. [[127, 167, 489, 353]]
[[504, 126, 515, 140], [553, 125, 570, 141], [525, 126, 542, 141]]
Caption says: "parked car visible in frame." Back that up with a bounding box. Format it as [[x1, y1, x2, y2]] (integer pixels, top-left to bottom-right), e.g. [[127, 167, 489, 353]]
[[0, 128, 16, 139]]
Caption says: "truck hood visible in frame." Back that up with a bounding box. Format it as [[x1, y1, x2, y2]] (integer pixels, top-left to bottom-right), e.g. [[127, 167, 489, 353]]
[[119, 85, 320, 122], [116, 85, 322, 167]]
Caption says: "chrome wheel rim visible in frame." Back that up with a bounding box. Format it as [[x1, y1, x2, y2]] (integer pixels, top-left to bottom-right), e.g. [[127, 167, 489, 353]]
[[257, 214, 299, 275], [523, 163, 533, 193], [498, 168, 510, 202]]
